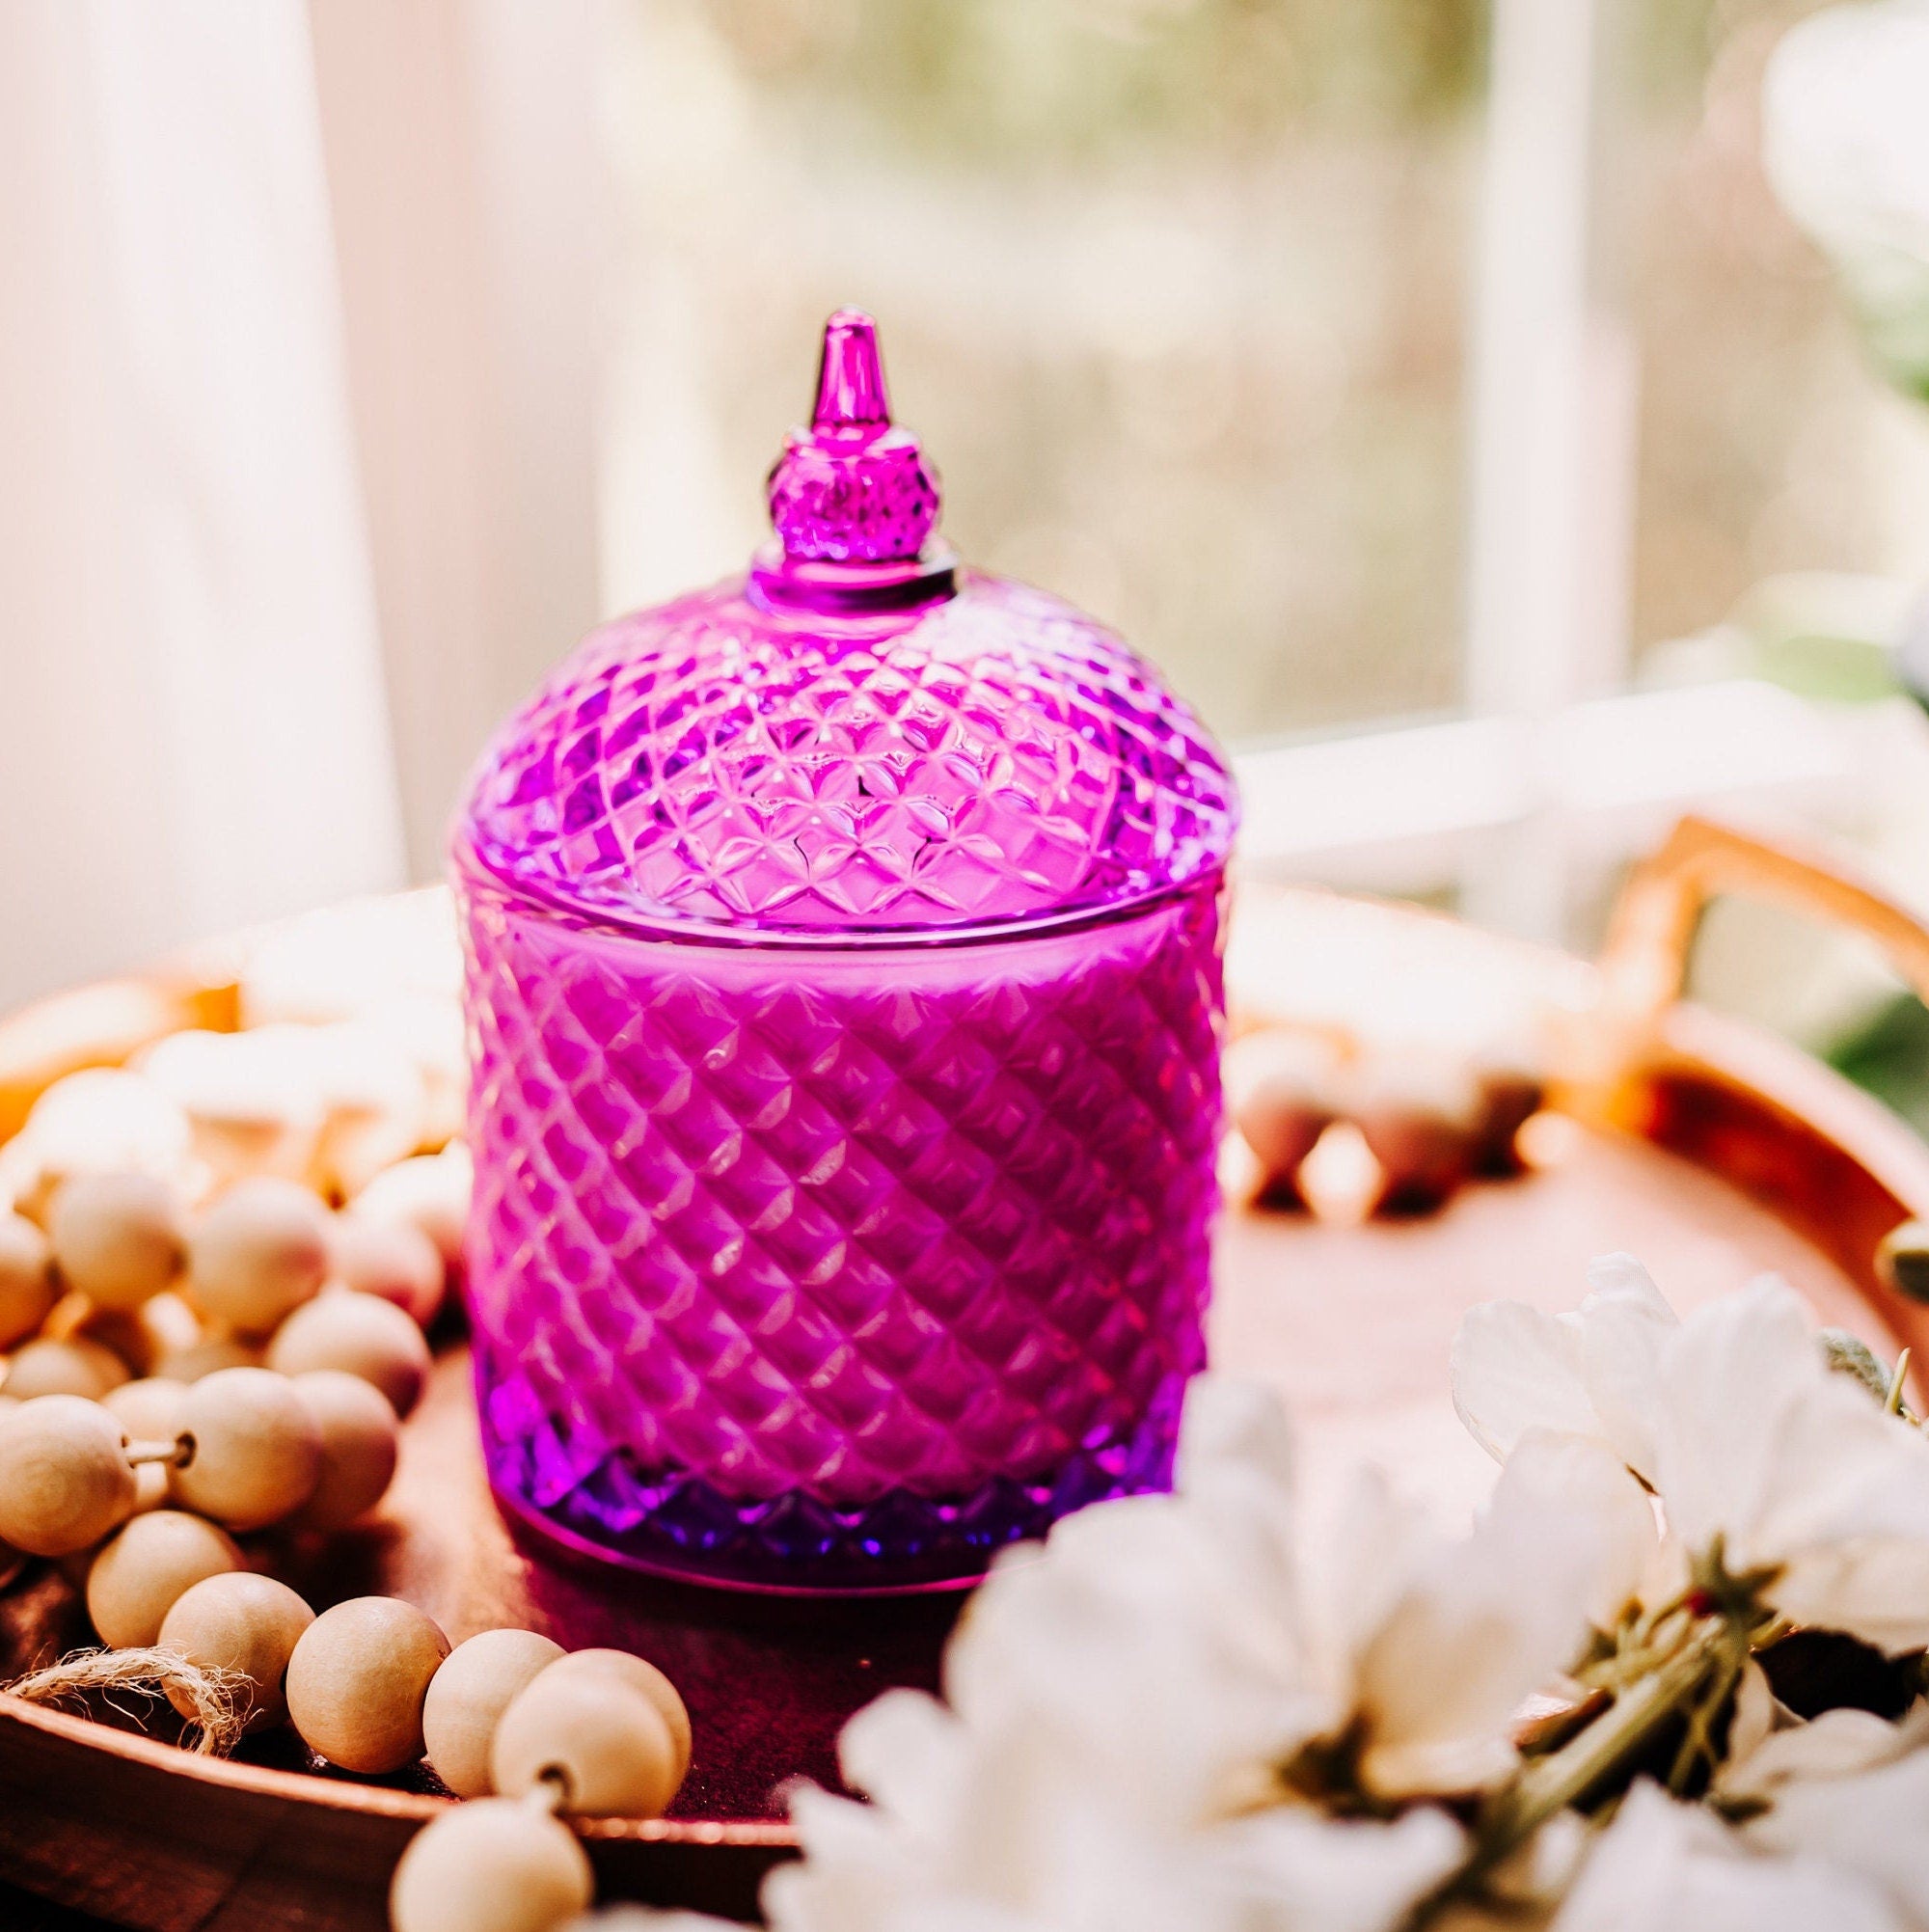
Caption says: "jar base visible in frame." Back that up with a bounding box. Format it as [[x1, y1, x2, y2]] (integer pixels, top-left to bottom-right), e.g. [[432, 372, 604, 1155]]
[[482, 1433, 1179, 1596]]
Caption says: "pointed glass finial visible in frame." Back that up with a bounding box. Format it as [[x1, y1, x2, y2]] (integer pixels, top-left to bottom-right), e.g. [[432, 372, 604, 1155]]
[[767, 310, 941, 567], [811, 309, 892, 435]]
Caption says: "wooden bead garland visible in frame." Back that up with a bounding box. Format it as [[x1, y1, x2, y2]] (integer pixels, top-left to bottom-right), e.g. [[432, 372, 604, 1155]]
[[2, 1334, 129, 1403], [157, 1571, 314, 1728], [265, 1289, 430, 1416], [288, 1370, 399, 1532], [0, 1211, 57, 1349], [102, 1383, 185, 1514], [1223, 1031, 1344, 1197], [0, 1396, 138, 1556], [285, 1594, 449, 1774], [388, 1796, 592, 1932], [87, 1509, 242, 1648], [47, 1171, 186, 1313], [491, 1671, 681, 1820], [422, 1628, 567, 1799], [539, 1647, 693, 1787], [79, 1288, 200, 1380], [187, 1177, 331, 1336], [331, 1214, 445, 1329], [352, 1147, 470, 1274], [152, 1336, 261, 1383], [103, 1376, 191, 1445], [0, 1055, 704, 1932], [169, 1366, 322, 1531]]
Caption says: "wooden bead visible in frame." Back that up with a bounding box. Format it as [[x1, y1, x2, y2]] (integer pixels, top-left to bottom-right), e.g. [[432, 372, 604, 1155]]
[[187, 1178, 331, 1336], [2, 1335, 128, 1402], [47, 1172, 186, 1313], [0, 1395, 137, 1556], [1470, 1064, 1543, 1176], [288, 1370, 398, 1532], [1224, 1031, 1345, 1201], [136, 1026, 324, 1188], [492, 1671, 680, 1819], [330, 1214, 444, 1329], [158, 1571, 313, 1727], [0, 1212, 57, 1349], [80, 1289, 201, 1378], [171, 1367, 321, 1530], [421, 1628, 566, 1798], [265, 1290, 429, 1416], [106, 1378, 189, 1515], [540, 1648, 692, 1785], [103, 1375, 191, 1445], [389, 1798, 591, 1932], [8, 1070, 193, 1225], [152, 1335, 261, 1383], [87, 1509, 242, 1647], [285, 1595, 449, 1774], [1350, 1053, 1485, 1215], [352, 1146, 470, 1273]]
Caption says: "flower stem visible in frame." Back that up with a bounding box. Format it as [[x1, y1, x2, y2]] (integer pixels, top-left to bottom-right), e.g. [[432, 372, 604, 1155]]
[[1400, 1616, 1732, 1929]]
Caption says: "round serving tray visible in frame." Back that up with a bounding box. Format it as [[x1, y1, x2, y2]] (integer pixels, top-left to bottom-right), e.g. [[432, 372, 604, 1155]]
[[3, 816, 1928, 1931]]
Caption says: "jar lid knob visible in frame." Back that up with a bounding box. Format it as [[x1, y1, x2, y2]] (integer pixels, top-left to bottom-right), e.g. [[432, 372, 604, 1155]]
[[811, 309, 891, 434], [767, 310, 940, 564]]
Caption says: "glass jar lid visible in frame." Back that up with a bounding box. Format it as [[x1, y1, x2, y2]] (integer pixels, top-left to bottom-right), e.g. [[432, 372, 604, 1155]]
[[454, 313, 1236, 944]]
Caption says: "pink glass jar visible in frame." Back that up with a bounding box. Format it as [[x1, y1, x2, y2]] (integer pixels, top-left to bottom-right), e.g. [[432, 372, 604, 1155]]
[[452, 313, 1236, 1592]]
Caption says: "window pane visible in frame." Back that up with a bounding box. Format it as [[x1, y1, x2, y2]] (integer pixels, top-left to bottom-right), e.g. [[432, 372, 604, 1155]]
[[603, 0, 1486, 748], [1603, 0, 1927, 667]]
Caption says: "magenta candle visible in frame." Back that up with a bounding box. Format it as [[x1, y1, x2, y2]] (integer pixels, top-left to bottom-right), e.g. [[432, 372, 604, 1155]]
[[452, 313, 1236, 1591]]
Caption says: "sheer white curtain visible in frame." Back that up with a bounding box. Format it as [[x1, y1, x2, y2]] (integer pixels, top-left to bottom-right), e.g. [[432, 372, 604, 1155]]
[[0, 0, 603, 1011]]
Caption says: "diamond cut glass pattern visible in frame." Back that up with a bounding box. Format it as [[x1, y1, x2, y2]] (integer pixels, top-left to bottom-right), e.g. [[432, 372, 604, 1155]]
[[459, 882, 1225, 1588], [461, 575, 1235, 939]]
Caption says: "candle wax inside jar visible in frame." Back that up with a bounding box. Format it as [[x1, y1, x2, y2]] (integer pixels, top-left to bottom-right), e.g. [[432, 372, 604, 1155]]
[[461, 877, 1224, 1592]]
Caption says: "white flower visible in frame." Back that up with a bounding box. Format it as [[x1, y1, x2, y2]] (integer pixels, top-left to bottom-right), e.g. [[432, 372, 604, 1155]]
[[1293, 1447, 1603, 1799], [1728, 1707, 1929, 1929], [1454, 1258, 1929, 1652], [1719, 1701, 1914, 1809], [1451, 1253, 1676, 1473], [1549, 1780, 1901, 1932], [766, 1687, 1467, 1932], [950, 1374, 1604, 1807], [940, 1381, 1320, 1826]]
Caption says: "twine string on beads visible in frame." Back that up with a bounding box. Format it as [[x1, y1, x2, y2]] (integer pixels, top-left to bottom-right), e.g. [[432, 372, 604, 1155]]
[[4, 1647, 252, 1755]]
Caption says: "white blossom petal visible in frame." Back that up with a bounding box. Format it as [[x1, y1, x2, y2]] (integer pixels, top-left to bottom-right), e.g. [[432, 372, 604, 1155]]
[[1721, 1706, 1911, 1807], [1644, 1278, 1820, 1557], [1746, 1731, 1929, 1927], [1466, 1260, 1929, 1651], [1723, 1659, 1782, 1771], [1224, 1807, 1465, 1932], [1494, 1428, 1664, 1631], [1349, 1455, 1598, 1798], [1551, 1782, 1901, 1932], [1451, 1299, 1594, 1462], [944, 1488, 1324, 1822], [838, 1690, 970, 1842], [1576, 1253, 1679, 1480]]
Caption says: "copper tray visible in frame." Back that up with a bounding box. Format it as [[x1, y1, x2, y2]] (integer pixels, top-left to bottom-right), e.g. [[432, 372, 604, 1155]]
[[3, 816, 1929, 1930]]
